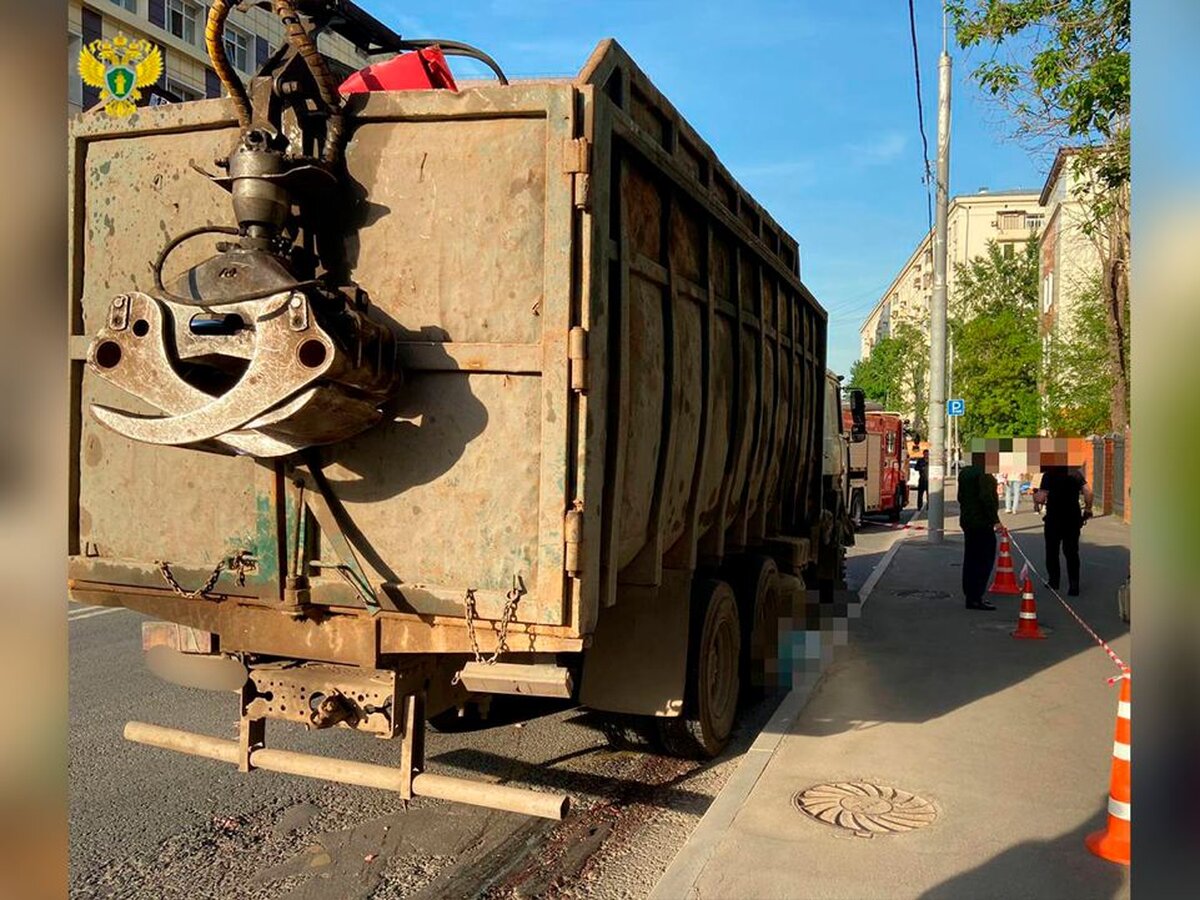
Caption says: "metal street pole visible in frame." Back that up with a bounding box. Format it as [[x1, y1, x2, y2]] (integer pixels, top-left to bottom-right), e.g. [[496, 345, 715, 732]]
[[927, 37, 952, 542], [947, 335, 954, 475]]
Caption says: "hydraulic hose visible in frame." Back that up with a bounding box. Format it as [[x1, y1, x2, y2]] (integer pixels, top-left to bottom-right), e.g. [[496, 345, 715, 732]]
[[271, 0, 345, 164], [399, 39, 510, 85], [152, 225, 318, 306], [204, 1, 253, 129]]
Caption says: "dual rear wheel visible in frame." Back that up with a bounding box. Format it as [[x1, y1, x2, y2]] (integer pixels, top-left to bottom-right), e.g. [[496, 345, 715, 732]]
[[655, 557, 785, 760]]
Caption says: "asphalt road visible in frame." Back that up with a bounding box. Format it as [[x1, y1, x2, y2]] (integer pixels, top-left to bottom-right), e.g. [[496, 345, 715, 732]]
[[68, 512, 912, 900]]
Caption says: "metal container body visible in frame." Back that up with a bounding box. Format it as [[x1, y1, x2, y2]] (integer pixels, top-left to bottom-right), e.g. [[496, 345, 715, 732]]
[[67, 40, 828, 665]]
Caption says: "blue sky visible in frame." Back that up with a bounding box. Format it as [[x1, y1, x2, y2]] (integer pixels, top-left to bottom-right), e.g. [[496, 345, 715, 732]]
[[356, 0, 1047, 374]]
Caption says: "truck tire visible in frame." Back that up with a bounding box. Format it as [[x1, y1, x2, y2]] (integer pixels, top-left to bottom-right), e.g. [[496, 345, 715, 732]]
[[850, 490, 865, 530], [658, 579, 741, 759], [732, 556, 782, 698]]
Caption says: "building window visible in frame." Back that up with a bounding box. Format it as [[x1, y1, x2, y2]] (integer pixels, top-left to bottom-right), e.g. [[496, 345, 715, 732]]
[[998, 211, 1026, 231], [111, 0, 138, 12], [165, 76, 203, 102], [1025, 213, 1044, 231], [167, 0, 201, 44], [1042, 272, 1054, 313], [225, 23, 252, 72]]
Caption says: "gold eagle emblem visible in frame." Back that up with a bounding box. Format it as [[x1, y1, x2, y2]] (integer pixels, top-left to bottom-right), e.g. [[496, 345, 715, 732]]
[[78, 33, 163, 118]]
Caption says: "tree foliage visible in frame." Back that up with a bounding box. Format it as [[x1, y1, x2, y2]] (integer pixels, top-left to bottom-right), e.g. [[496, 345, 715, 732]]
[[893, 322, 929, 433], [948, 0, 1129, 187], [948, 0, 1130, 431], [848, 322, 928, 426], [849, 333, 905, 409], [952, 239, 1041, 320], [950, 240, 1041, 443], [1043, 272, 1127, 435]]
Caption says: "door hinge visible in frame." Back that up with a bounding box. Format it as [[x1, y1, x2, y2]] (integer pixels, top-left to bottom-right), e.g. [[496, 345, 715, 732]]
[[564, 507, 583, 576], [563, 138, 591, 210], [562, 138, 591, 174], [568, 326, 588, 393]]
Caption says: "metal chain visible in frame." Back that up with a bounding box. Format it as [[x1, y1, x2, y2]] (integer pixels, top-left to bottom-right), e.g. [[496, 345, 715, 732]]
[[156, 551, 254, 599], [451, 581, 524, 685]]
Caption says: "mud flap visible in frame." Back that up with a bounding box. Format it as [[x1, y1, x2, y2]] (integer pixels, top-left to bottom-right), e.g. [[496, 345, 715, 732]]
[[579, 569, 691, 716]]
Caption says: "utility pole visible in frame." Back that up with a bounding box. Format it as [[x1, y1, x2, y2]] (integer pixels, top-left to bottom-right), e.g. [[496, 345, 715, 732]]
[[927, 17, 952, 543], [947, 335, 955, 474]]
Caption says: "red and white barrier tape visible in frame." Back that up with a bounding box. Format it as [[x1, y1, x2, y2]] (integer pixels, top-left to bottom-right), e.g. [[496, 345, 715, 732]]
[[1006, 531, 1130, 682]]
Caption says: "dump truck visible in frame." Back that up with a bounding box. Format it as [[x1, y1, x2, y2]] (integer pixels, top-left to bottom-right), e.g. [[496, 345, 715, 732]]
[[68, 1, 847, 821]]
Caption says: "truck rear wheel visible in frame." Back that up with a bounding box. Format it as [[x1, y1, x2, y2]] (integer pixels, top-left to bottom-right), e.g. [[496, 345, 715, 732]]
[[658, 579, 741, 759], [733, 556, 782, 697]]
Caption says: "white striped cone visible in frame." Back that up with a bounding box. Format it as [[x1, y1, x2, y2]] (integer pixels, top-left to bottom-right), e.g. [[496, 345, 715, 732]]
[[990, 528, 1020, 594], [1011, 577, 1046, 639], [1086, 672, 1131, 864]]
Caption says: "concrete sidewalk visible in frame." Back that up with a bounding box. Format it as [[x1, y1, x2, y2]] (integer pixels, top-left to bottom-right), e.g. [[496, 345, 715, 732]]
[[652, 509, 1132, 900]]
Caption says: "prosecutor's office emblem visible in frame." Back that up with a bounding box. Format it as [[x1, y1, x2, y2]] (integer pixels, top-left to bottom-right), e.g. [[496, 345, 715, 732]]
[[78, 33, 163, 118]]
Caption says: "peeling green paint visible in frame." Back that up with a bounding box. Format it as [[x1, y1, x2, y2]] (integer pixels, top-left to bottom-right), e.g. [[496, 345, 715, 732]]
[[226, 491, 283, 588]]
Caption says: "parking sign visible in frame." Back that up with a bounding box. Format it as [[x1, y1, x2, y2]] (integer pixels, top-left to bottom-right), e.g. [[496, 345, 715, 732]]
[[947, 399, 965, 417]]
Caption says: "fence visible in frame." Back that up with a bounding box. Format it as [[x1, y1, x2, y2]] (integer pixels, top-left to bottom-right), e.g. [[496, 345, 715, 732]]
[[1090, 432, 1129, 520]]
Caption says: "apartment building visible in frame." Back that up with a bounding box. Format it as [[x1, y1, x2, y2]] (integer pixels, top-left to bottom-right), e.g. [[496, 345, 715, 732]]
[[68, 0, 370, 117], [1038, 148, 1103, 356], [859, 189, 1044, 358]]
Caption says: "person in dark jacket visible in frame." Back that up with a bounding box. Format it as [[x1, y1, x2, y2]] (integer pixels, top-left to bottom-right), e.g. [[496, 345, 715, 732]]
[[1033, 465, 1094, 595], [958, 458, 1000, 610], [915, 449, 929, 511]]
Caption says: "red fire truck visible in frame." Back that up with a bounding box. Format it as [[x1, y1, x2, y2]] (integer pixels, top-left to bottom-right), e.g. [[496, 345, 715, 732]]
[[841, 407, 910, 527]]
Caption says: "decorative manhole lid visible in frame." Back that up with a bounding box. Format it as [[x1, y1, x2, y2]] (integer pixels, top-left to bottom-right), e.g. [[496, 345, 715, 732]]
[[793, 782, 937, 837]]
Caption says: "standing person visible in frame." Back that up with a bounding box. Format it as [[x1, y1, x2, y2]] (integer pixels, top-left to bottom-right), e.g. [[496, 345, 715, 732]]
[[1034, 465, 1094, 596], [1005, 470, 1023, 514], [915, 449, 929, 511], [958, 457, 1001, 611]]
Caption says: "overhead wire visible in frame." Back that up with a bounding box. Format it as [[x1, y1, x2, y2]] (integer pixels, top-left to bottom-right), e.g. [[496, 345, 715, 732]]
[[907, 0, 934, 235]]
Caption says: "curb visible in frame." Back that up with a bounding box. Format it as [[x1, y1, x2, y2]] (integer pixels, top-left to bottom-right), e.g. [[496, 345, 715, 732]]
[[647, 529, 912, 900]]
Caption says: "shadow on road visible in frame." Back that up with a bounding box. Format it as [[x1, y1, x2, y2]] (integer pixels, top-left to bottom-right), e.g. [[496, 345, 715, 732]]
[[772, 501, 1130, 741], [917, 805, 1127, 900]]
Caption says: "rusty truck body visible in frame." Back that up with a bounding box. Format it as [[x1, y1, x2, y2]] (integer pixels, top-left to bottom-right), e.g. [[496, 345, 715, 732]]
[[68, 7, 840, 820]]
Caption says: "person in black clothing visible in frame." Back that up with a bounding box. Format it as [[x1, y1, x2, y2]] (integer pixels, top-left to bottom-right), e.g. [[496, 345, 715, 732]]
[[958, 458, 1001, 610], [1034, 466, 1094, 595], [914, 449, 929, 510]]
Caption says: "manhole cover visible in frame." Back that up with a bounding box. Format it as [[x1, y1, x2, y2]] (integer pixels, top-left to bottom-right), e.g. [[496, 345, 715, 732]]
[[793, 782, 937, 837]]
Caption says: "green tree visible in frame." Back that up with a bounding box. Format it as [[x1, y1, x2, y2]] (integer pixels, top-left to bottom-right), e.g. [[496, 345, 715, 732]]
[[949, 0, 1130, 431], [950, 240, 1041, 443], [848, 334, 904, 409], [849, 324, 927, 423], [892, 322, 929, 432], [1043, 272, 1128, 435]]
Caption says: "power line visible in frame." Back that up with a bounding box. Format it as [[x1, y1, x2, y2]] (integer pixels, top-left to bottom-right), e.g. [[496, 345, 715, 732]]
[[907, 0, 933, 234]]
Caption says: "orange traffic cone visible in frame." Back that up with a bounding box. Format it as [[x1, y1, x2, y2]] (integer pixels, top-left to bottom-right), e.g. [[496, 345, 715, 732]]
[[989, 527, 1020, 594], [1010, 576, 1046, 639], [1086, 671, 1131, 865]]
